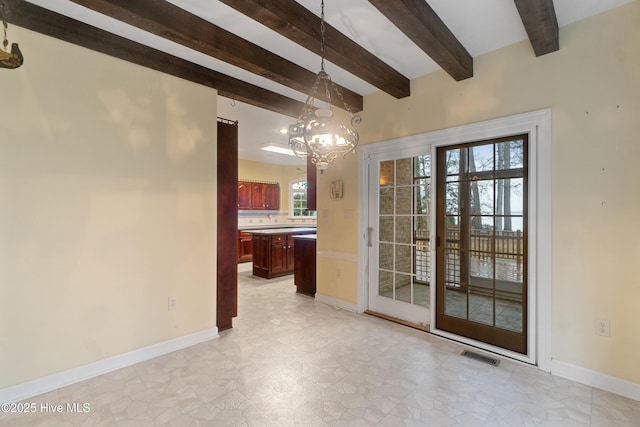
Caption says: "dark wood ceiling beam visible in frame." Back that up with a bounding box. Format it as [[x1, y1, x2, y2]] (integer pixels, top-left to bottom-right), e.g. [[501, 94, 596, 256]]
[[4, 0, 306, 117], [219, 0, 410, 99], [68, 0, 362, 112], [513, 0, 559, 56], [368, 0, 473, 81]]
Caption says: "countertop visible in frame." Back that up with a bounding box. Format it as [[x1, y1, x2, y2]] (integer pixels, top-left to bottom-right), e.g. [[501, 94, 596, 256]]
[[247, 227, 316, 235], [292, 234, 317, 240]]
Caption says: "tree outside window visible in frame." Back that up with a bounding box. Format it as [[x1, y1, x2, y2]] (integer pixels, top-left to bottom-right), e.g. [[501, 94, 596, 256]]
[[290, 180, 317, 217]]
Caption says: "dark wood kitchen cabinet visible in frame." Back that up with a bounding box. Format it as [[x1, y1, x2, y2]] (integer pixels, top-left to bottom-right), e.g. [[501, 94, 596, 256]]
[[237, 182, 252, 209], [251, 228, 316, 279], [238, 181, 280, 210], [237, 231, 253, 263], [269, 234, 293, 276], [252, 234, 270, 278], [294, 235, 316, 297], [265, 183, 280, 210]]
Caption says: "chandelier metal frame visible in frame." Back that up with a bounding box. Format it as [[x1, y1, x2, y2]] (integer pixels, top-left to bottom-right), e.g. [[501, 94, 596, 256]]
[[288, 0, 361, 171]]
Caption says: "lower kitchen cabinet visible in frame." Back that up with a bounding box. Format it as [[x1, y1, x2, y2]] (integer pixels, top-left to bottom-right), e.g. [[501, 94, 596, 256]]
[[237, 231, 253, 263], [293, 235, 316, 297], [251, 228, 316, 279]]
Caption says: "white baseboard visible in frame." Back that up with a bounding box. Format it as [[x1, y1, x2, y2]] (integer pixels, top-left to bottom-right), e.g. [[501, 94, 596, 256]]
[[315, 293, 358, 313], [0, 327, 219, 403], [551, 359, 640, 402]]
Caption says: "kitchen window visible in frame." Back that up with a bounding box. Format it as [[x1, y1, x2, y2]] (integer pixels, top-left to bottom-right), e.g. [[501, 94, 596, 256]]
[[290, 180, 317, 218]]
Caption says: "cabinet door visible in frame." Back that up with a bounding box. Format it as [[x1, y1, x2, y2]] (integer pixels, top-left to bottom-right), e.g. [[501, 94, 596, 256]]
[[270, 235, 288, 274], [265, 183, 280, 210], [252, 235, 270, 277], [238, 232, 253, 262], [238, 181, 252, 209], [251, 183, 267, 209], [286, 235, 296, 271]]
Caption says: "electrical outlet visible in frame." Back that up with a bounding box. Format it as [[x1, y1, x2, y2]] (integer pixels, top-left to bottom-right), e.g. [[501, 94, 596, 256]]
[[168, 297, 177, 311], [596, 319, 610, 337]]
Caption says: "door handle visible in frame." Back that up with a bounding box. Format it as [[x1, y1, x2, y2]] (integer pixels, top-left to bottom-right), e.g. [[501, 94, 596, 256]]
[[367, 227, 373, 247]]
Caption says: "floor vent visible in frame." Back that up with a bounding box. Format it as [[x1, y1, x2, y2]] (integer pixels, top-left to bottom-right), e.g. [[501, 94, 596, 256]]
[[461, 350, 500, 366]]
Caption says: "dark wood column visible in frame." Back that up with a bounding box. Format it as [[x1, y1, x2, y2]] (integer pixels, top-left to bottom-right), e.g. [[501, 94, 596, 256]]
[[306, 156, 317, 211], [217, 118, 238, 331]]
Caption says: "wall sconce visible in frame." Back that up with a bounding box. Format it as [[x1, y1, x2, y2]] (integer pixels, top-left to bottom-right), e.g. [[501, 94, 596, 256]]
[[330, 180, 343, 199]]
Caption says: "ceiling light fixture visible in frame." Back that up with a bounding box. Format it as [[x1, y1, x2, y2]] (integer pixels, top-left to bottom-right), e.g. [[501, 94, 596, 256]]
[[288, 0, 361, 171], [260, 142, 298, 157]]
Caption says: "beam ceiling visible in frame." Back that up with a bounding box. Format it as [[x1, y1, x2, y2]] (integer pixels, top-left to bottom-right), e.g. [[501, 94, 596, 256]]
[[514, 0, 559, 56], [367, 0, 473, 81], [4, 0, 306, 117], [69, 0, 363, 112], [219, 0, 410, 99]]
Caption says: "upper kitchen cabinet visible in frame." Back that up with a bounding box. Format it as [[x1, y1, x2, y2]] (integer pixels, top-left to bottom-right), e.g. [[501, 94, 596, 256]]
[[238, 180, 280, 211], [238, 181, 252, 210], [264, 183, 280, 210]]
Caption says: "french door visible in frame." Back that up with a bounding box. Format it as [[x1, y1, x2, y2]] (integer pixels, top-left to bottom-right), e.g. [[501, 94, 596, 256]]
[[367, 150, 432, 326], [436, 135, 528, 354]]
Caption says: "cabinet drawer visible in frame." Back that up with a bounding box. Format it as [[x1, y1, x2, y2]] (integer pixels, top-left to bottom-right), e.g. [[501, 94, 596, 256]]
[[271, 234, 286, 244]]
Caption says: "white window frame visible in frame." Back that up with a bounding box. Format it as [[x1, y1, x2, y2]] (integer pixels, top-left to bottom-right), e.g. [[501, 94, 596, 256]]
[[357, 109, 552, 370], [289, 179, 317, 219]]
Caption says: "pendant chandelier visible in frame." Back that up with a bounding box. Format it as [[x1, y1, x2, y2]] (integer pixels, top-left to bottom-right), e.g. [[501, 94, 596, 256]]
[[288, 0, 361, 171], [0, 0, 24, 69]]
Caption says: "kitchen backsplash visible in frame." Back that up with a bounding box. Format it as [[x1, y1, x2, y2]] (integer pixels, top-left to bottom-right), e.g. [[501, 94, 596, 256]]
[[238, 211, 317, 228]]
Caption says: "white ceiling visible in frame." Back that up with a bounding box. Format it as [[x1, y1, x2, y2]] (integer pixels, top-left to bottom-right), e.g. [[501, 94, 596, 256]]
[[26, 0, 634, 166]]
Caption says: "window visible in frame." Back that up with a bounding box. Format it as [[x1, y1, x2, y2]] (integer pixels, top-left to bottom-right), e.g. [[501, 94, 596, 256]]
[[290, 180, 317, 218]]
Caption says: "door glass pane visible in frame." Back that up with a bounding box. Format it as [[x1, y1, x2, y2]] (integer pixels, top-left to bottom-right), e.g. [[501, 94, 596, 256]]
[[470, 144, 494, 172], [379, 187, 394, 215], [496, 299, 523, 332], [472, 180, 494, 215], [395, 273, 412, 303], [379, 216, 394, 242], [395, 244, 412, 273], [496, 140, 525, 170], [445, 183, 459, 215], [469, 292, 494, 325], [379, 243, 393, 270], [396, 187, 412, 215], [446, 149, 460, 176], [396, 158, 413, 185], [415, 215, 429, 239], [380, 160, 394, 186], [444, 285, 466, 319], [415, 179, 430, 214], [395, 217, 412, 244], [379, 270, 393, 298]]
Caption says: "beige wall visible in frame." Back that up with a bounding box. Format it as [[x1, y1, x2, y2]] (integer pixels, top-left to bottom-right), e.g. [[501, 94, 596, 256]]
[[0, 28, 218, 388], [317, 2, 640, 383], [315, 153, 359, 303]]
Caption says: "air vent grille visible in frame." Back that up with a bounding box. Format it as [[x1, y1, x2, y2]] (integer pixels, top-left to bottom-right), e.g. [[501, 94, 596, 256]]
[[461, 350, 500, 366]]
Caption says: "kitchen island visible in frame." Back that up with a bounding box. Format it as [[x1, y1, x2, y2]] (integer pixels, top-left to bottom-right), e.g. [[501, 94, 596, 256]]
[[250, 227, 316, 279]]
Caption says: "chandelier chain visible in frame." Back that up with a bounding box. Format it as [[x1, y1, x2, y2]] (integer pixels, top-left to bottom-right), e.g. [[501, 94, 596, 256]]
[[320, 0, 325, 72]]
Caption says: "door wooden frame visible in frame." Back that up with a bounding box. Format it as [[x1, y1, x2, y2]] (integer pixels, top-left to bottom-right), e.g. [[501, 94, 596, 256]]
[[435, 135, 529, 355]]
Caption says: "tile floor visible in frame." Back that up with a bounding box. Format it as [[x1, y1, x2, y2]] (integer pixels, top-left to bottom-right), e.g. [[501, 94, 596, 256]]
[[2, 263, 639, 426]]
